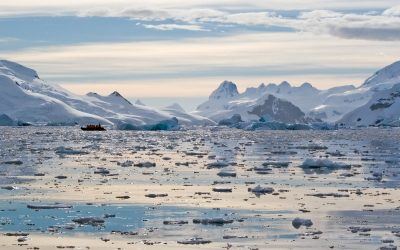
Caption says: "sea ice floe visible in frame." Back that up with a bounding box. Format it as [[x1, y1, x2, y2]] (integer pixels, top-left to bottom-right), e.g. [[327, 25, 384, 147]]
[[27, 204, 73, 209], [177, 237, 212, 245], [292, 218, 313, 229], [248, 185, 274, 195], [300, 158, 350, 169], [217, 170, 237, 177], [134, 161, 156, 168], [193, 218, 234, 225], [55, 146, 88, 155], [72, 217, 105, 226], [207, 162, 229, 169], [212, 187, 233, 192]]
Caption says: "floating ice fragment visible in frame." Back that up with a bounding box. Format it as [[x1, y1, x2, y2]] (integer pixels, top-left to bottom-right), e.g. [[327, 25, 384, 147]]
[[217, 170, 236, 177], [55, 146, 88, 155], [145, 193, 168, 198], [262, 161, 290, 168], [27, 204, 73, 209], [207, 162, 229, 169], [300, 158, 350, 169], [292, 218, 313, 229], [72, 217, 105, 226], [1, 186, 19, 190], [2, 160, 23, 165], [178, 237, 212, 245], [94, 168, 110, 175], [193, 218, 234, 225], [163, 220, 188, 225], [212, 187, 232, 192], [248, 185, 274, 195], [365, 172, 383, 181], [120, 160, 133, 167], [135, 162, 156, 168]]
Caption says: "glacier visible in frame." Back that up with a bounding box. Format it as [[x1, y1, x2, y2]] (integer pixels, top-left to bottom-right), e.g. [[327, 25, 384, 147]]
[[0, 60, 212, 129], [1, 59, 400, 130]]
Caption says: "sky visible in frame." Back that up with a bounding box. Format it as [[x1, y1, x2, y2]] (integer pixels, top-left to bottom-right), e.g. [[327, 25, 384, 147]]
[[1, 1, 400, 110]]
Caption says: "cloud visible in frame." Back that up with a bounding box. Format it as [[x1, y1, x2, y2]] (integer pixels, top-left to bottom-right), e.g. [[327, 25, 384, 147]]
[[1, 1, 400, 41], [82, 7, 400, 41], [0, 37, 20, 43], [3, 32, 399, 95], [296, 10, 400, 41], [79, 6, 400, 41], [383, 5, 400, 16], [1, 0, 399, 14], [200, 9, 400, 41], [79, 7, 171, 21], [79, 7, 224, 23], [143, 24, 208, 31]]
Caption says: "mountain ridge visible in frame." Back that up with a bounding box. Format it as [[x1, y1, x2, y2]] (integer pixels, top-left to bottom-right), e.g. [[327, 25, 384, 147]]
[[0, 60, 212, 127], [2, 59, 400, 128]]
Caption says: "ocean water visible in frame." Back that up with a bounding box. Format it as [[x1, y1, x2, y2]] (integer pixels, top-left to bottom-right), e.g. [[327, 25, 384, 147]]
[[0, 127, 399, 249]]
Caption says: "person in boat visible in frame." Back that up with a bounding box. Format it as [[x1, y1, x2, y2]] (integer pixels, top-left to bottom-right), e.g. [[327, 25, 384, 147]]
[[82, 123, 105, 130]]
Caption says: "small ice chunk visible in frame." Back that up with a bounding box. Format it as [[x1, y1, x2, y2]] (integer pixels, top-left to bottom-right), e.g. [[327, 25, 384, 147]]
[[217, 170, 236, 177], [2, 160, 23, 165], [292, 218, 313, 229], [248, 185, 274, 194], [27, 204, 72, 209], [120, 160, 133, 167], [212, 187, 232, 192], [55, 146, 88, 155], [193, 218, 234, 225], [207, 162, 229, 169], [145, 193, 168, 198], [135, 162, 156, 168], [178, 237, 212, 245], [300, 158, 350, 169], [72, 217, 105, 226]]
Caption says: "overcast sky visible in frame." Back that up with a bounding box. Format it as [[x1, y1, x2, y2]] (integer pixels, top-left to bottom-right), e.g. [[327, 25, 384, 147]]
[[1, 1, 400, 109]]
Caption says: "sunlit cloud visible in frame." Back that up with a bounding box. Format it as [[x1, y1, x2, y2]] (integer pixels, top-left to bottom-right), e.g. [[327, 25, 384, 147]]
[[1, 1, 400, 100], [3, 32, 399, 97], [0, 0, 399, 14], [143, 24, 208, 31], [1, 1, 400, 41]]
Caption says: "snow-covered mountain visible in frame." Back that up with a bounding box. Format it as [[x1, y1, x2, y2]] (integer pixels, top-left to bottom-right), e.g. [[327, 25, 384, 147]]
[[239, 81, 355, 114], [339, 83, 400, 127], [196, 60, 400, 125], [3, 58, 400, 128], [195, 79, 359, 123], [308, 87, 368, 122], [311, 61, 400, 123], [209, 80, 239, 100], [0, 61, 110, 125], [135, 99, 146, 106], [245, 81, 358, 122], [162, 103, 215, 126], [363, 60, 400, 88], [194, 81, 307, 123], [0, 60, 210, 127], [84, 91, 173, 125]]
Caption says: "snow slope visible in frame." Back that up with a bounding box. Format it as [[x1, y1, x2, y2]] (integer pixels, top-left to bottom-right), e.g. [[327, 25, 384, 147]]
[[339, 83, 400, 127], [255, 82, 357, 122], [196, 79, 359, 123], [161, 103, 216, 126], [194, 81, 307, 123], [196, 60, 400, 124], [241, 81, 355, 114], [311, 60, 400, 122], [0, 60, 210, 127], [3, 59, 400, 127], [0, 79, 110, 126], [363, 60, 400, 88]]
